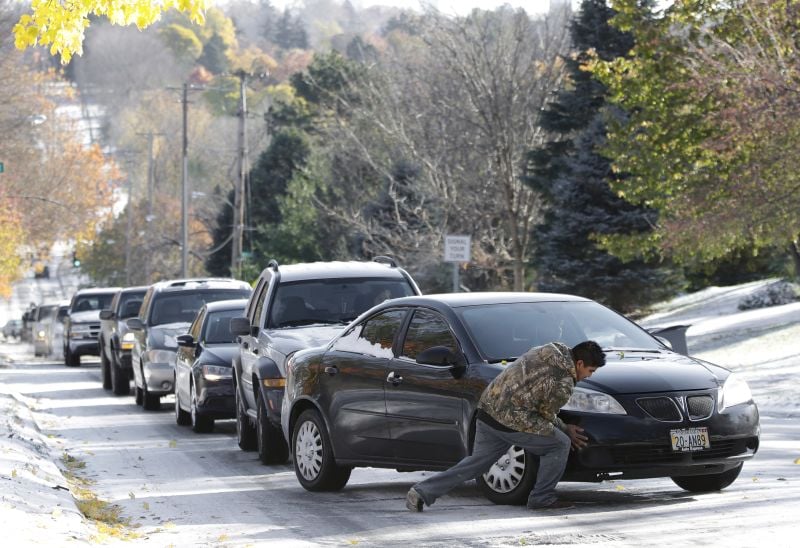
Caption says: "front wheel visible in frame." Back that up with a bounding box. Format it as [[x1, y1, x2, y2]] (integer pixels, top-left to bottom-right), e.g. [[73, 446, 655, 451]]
[[235, 384, 257, 451], [257, 395, 288, 464], [292, 409, 351, 491], [671, 463, 743, 492], [110, 354, 130, 396], [100, 345, 112, 390], [476, 445, 538, 505], [190, 382, 214, 433], [142, 378, 161, 411], [65, 347, 80, 367], [175, 384, 191, 426]]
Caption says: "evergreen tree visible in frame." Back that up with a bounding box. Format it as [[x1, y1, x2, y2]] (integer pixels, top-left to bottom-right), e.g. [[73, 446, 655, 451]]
[[198, 32, 230, 75], [206, 130, 310, 277], [274, 9, 308, 49], [527, 0, 680, 313]]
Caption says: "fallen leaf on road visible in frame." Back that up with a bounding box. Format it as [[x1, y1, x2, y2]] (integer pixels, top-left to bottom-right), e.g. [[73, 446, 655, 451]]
[[794, 457, 800, 464], [52, 508, 62, 518], [752, 477, 759, 482], [615, 485, 625, 491], [218, 534, 229, 541], [142, 502, 150, 511], [11, 469, 17, 478], [168, 440, 177, 448]]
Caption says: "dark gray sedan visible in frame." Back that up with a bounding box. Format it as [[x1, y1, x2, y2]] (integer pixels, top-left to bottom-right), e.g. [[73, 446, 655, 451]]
[[174, 299, 248, 433], [282, 292, 760, 504]]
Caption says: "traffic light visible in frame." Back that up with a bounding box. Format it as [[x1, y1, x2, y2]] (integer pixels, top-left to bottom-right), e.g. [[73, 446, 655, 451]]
[[72, 252, 81, 268]]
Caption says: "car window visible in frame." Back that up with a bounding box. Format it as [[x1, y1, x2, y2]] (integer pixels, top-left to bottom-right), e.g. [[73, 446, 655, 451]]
[[401, 309, 458, 362], [118, 292, 145, 319], [269, 278, 415, 328], [149, 289, 251, 326], [72, 294, 115, 312], [248, 276, 268, 325], [189, 309, 205, 340], [458, 301, 660, 362], [204, 308, 245, 344], [331, 309, 406, 358]]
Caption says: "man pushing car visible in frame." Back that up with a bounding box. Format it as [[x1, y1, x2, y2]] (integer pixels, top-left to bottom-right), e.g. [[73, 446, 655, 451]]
[[406, 340, 605, 511]]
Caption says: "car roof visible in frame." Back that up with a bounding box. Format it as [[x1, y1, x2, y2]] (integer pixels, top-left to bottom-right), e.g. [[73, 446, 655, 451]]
[[274, 261, 411, 283], [119, 286, 148, 294], [203, 299, 249, 312], [384, 292, 591, 308], [150, 278, 251, 293], [73, 287, 122, 297]]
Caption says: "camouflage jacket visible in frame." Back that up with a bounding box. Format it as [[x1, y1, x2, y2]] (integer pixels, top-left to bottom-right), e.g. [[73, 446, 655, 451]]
[[478, 342, 577, 436]]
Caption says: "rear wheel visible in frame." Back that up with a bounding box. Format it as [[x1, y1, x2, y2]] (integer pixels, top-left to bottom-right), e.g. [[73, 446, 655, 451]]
[[257, 395, 289, 464], [190, 382, 214, 433], [100, 344, 112, 390], [477, 445, 538, 505], [671, 463, 743, 492], [292, 409, 351, 491], [235, 384, 257, 451], [134, 385, 143, 405]]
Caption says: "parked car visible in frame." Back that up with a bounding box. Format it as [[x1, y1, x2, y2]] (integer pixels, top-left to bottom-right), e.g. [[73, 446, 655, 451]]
[[2, 319, 23, 340], [32, 303, 60, 357], [174, 299, 248, 433], [63, 288, 121, 367], [230, 257, 421, 465], [282, 292, 760, 503], [99, 286, 147, 395], [127, 279, 252, 410]]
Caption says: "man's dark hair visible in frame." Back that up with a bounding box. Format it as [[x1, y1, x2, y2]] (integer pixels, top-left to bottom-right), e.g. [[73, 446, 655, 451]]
[[572, 340, 606, 368]]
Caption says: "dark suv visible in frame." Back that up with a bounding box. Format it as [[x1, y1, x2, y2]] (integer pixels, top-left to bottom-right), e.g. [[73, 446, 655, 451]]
[[64, 288, 121, 367], [99, 286, 147, 395], [230, 257, 421, 465], [127, 278, 252, 410]]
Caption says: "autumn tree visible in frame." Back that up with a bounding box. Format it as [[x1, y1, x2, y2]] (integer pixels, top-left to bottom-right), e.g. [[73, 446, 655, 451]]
[[590, 0, 800, 278]]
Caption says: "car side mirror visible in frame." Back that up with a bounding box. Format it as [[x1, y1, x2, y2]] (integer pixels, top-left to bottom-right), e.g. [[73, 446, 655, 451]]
[[417, 346, 461, 367], [230, 316, 251, 337], [99, 309, 114, 320], [176, 334, 195, 348], [126, 318, 145, 331]]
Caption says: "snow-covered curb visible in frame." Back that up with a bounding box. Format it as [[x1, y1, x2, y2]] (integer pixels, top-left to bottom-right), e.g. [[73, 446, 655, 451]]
[[0, 356, 95, 544]]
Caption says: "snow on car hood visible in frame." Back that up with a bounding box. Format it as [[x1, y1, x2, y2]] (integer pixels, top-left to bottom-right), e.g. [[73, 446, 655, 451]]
[[581, 351, 722, 395], [267, 324, 345, 356], [69, 310, 101, 323]]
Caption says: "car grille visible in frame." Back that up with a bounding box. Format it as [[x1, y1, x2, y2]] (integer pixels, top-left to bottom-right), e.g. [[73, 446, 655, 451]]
[[687, 395, 714, 420], [636, 397, 682, 422], [606, 439, 751, 465]]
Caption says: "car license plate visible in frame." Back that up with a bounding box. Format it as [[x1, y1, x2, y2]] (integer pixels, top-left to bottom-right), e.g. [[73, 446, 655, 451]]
[[670, 427, 710, 452]]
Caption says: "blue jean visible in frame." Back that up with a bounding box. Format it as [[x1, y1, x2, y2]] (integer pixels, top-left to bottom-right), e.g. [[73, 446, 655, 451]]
[[412, 419, 571, 508]]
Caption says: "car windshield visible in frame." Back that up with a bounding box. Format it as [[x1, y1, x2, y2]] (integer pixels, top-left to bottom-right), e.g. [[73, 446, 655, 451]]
[[73, 294, 114, 312], [269, 278, 415, 328], [458, 301, 662, 362], [37, 305, 59, 321], [204, 308, 245, 344], [149, 290, 251, 326]]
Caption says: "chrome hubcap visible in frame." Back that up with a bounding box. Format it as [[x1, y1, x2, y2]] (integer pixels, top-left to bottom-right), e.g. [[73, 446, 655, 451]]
[[295, 421, 323, 481], [483, 445, 525, 493]]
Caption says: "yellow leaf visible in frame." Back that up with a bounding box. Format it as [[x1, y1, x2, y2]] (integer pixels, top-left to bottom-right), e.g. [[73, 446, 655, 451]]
[[615, 484, 625, 491], [794, 457, 800, 465], [143, 502, 150, 511], [169, 440, 177, 448], [11, 469, 17, 478], [218, 534, 229, 541]]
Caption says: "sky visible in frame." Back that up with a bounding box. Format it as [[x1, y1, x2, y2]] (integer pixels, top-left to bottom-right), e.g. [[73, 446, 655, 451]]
[[272, 0, 566, 16]]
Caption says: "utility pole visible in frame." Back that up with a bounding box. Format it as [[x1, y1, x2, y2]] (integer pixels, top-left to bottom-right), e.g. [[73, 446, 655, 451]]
[[231, 70, 249, 279], [181, 83, 189, 278], [137, 131, 163, 284], [125, 174, 133, 286]]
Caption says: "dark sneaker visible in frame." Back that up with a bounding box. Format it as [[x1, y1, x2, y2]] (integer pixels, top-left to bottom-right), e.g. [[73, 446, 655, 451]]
[[529, 499, 575, 510], [406, 487, 424, 512]]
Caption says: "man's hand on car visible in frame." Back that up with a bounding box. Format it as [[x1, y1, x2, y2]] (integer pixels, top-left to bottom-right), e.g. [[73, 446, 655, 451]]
[[565, 424, 588, 450]]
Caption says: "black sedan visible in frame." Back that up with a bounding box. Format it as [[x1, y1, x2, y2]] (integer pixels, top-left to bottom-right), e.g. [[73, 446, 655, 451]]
[[174, 299, 247, 433], [281, 293, 760, 504]]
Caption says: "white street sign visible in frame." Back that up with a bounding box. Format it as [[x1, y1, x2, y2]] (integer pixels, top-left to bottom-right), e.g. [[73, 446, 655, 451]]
[[444, 235, 471, 263]]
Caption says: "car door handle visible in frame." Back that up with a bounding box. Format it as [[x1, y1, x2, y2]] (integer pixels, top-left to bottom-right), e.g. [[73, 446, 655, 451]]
[[324, 366, 338, 375], [386, 371, 403, 385]]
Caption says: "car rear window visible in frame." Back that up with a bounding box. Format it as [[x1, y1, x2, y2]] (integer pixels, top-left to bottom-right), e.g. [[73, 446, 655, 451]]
[[150, 290, 251, 326], [73, 294, 115, 312], [269, 278, 415, 328]]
